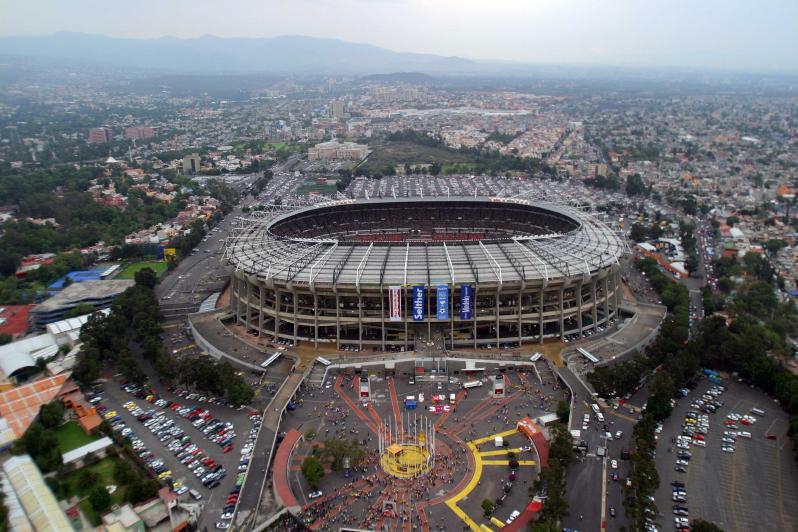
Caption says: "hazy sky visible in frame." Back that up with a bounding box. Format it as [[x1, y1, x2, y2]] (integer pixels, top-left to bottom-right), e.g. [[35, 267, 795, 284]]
[[1, 0, 796, 71]]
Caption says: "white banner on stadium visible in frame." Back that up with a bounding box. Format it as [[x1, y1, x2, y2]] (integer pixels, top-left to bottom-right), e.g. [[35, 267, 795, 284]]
[[388, 286, 402, 321]]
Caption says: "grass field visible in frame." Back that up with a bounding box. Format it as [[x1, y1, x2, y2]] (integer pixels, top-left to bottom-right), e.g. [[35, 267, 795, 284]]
[[360, 140, 471, 172], [61, 457, 124, 524], [296, 177, 339, 196], [117, 260, 169, 279], [55, 421, 99, 453]]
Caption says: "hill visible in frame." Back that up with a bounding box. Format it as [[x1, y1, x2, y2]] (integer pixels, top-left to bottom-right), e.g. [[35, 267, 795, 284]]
[[0, 32, 475, 75]]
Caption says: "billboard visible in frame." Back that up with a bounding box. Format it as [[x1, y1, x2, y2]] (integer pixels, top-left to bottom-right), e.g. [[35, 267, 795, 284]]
[[163, 248, 177, 262], [412, 285, 425, 321], [388, 286, 402, 321], [437, 285, 449, 320], [460, 284, 473, 320]]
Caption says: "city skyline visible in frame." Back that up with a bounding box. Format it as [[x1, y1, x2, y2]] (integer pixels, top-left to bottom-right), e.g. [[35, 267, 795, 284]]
[[1, 0, 797, 72]]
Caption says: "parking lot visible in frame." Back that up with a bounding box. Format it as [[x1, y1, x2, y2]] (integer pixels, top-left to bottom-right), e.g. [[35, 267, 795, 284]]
[[654, 378, 798, 532], [99, 377, 263, 531]]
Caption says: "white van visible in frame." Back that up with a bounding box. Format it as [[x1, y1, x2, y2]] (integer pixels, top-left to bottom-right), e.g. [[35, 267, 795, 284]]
[[596, 412, 605, 422]]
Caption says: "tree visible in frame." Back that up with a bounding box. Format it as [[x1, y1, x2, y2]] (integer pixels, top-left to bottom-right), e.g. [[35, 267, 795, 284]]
[[14, 422, 62, 472], [625, 174, 647, 196], [481, 498, 495, 517], [64, 302, 96, 319], [629, 222, 648, 243], [556, 399, 570, 423], [88, 486, 111, 513], [38, 401, 65, 429], [691, 519, 724, 532], [134, 267, 158, 289], [113, 458, 137, 486], [726, 215, 739, 227], [79, 468, 100, 488], [301, 456, 325, 490]]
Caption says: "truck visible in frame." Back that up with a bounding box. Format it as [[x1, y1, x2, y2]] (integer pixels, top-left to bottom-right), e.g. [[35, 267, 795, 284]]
[[404, 397, 417, 410], [494, 436, 504, 448], [702, 368, 720, 378]]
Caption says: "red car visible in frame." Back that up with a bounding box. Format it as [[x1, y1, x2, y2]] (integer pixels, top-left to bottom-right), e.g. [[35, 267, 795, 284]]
[[723, 419, 736, 426], [693, 434, 705, 441], [765, 433, 778, 440], [740, 418, 751, 426], [223, 444, 233, 454]]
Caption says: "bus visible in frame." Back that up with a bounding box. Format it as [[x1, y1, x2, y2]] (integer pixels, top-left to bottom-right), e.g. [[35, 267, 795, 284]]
[[463, 381, 484, 389], [261, 352, 281, 368], [530, 352, 543, 362], [316, 356, 331, 366]]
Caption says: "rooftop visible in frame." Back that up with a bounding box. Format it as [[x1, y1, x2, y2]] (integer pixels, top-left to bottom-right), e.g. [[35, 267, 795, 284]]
[[33, 280, 134, 313]]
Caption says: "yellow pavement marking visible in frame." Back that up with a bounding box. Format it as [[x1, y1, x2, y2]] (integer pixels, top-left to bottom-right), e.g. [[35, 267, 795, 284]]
[[479, 448, 523, 457], [445, 441, 483, 532], [445, 429, 533, 532], [481, 459, 536, 466], [490, 517, 505, 528], [162, 323, 181, 329], [472, 428, 518, 446]]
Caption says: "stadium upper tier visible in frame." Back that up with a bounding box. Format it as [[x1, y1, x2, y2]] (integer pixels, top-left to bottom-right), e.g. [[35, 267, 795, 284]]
[[225, 197, 625, 287]]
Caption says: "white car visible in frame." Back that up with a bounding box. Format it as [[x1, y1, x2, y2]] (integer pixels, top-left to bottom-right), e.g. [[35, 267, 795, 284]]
[[610, 460, 618, 469], [308, 490, 323, 499], [738, 431, 752, 439], [506, 510, 521, 524], [693, 439, 706, 447], [721, 446, 735, 453]]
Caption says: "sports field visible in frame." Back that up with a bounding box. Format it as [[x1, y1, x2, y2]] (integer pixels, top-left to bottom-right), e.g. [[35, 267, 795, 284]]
[[117, 260, 168, 279]]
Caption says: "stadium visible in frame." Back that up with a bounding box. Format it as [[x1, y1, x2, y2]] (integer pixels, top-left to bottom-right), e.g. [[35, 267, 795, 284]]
[[224, 197, 626, 351]]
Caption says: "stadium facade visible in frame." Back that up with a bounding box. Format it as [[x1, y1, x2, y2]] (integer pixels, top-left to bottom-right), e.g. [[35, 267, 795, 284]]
[[225, 197, 626, 350]]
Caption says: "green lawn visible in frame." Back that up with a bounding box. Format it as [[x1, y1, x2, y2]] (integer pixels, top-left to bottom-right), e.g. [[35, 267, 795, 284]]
[[296, 178, 338, 196], [117, 260, 169, 279], [55, 421, 99, 453], [58, 456, 134, 526]]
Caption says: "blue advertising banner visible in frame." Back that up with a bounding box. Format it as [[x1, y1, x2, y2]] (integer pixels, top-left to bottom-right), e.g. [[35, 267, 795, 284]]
[[412, 285, 425, 321], [437, 285, 449, 320], [460, 284, 473, 320]]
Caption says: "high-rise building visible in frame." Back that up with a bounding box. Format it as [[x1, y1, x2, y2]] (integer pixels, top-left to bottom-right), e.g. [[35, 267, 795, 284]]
[[182, 153, 201, 175], [124, 126, 157, 140], [330, 100, 346, 120], [88, 127, 111, 144]]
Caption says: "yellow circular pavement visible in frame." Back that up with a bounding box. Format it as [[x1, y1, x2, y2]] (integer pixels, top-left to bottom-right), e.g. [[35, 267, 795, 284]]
[[380, 444, 432, 479]]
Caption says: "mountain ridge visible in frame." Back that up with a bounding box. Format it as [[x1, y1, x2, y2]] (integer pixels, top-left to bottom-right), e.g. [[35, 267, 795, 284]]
[[0, 32, 476, 75]]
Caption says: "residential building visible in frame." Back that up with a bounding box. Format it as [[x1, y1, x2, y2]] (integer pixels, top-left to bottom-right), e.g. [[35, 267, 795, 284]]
[[182, 153, 201, 175], [330, 100, 346, 120], [88, 127, 112, 144], [124, 126, 157, 140]]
